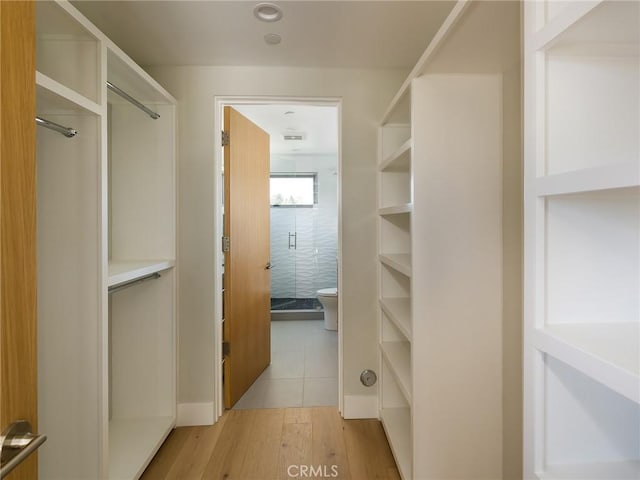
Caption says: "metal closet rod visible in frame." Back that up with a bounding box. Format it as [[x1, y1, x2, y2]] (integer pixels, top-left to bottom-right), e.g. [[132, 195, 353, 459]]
[[35, 116, 77, 138], [108, 272, 161, 294], [107, 81, 160, 120]]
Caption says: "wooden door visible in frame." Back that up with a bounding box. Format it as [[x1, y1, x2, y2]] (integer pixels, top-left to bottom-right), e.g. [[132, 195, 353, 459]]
[[0, 1, 38, 478], [223, 107, 271, 408]]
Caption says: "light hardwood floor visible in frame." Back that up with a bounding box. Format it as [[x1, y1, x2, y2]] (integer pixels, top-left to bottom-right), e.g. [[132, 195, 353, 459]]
[[141, 407, 400, 479]]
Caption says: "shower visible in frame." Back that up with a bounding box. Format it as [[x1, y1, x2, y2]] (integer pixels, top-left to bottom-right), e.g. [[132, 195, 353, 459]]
[[269, 158, 338, 318]]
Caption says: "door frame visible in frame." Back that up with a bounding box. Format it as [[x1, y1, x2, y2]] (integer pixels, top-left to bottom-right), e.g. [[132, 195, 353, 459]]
[[213, 96, 343, 419]]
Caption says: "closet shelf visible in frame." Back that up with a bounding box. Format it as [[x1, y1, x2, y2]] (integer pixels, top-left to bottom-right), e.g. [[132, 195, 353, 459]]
[[533, 1, 639, 52], [532, 1, 599, 51], [381, 342, 412, 404], [379, 204, 413, 216], [538, 460, 640, 480], [379, 139, 411, 172], [379, 298, 412, 340], [36, 71, 103, 116], [107, 48, 176, 105], [108, 416, 174, 480], [533, 322, 640, 404], [379, 254, 412, 277], [536, 162, 640, 197], [380, 408, 412, 480], [108, 259, 175, 287]]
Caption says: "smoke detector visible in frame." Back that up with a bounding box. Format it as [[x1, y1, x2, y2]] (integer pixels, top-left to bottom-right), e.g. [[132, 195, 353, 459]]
[[264, 33, 282, 45]]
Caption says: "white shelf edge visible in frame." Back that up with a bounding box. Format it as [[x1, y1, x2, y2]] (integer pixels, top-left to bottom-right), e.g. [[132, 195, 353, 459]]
[[379, 254, 412, 278], [536, 163, 640, 197], [379, 139, 412, 172], [105, 45, 177, 105], [380, 408, 412, 480], [108, 259, 175, 287], [538, 460, 640, 480], [379, 204, 413, 216], [548, 42, 640, 58], [36, 71, 103, 116], [379, 298, 412, 341], [532, 327, 640, 404], [108, 416, 174, 480], [380, 0, 469, 125], [49, 0, 107, 41], [531, 1, 601, 52], [381, 342, 412, 405]]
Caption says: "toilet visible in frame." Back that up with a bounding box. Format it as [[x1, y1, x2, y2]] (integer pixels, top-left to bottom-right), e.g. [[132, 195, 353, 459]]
[[317, 288, 338, 330]]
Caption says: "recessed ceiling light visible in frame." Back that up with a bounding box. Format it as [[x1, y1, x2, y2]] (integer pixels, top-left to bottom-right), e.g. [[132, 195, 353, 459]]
[[254, 3, 283, 22], [264, 33, 282, 45], [284, 111, 295, 115]]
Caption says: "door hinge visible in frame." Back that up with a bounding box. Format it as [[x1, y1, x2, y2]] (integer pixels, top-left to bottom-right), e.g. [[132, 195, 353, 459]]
[[221, 130, 230, 147], [222, 236, 230, 253], [222, 341, 231, 356]]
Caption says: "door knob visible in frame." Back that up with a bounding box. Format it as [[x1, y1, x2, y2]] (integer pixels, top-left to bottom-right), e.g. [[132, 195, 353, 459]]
[[0, 420, 47, 478], [265, 262, 274, 270]]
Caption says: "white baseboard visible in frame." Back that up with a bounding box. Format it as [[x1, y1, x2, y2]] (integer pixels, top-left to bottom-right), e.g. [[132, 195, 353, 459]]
[[342, 394, 378, 419], [176, 402, 215, 427]]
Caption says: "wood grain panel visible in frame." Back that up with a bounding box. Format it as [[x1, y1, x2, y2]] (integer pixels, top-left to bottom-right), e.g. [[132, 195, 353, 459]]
[[0, 1, 37, 479], [223, 106, 271, 408]]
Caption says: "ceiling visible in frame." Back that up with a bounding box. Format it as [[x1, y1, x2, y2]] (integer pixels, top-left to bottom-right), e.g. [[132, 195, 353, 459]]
[[71, 1, 455, 69], [233, 104, 338, 155], [71, 1, 455, 155]]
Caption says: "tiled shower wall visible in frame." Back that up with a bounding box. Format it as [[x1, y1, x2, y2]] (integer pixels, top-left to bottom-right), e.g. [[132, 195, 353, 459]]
[[270, 154, 338, 298]]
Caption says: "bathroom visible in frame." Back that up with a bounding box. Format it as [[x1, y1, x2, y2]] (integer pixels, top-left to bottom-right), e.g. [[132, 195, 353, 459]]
[[232, 103, 339, 409]]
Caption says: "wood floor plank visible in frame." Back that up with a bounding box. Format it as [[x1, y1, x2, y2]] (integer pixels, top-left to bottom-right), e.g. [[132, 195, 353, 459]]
[[311, 407, 352, 479], [141, 408, 399, 480], [140, 427, 192, 479], [239, 408, 285, 479], [165, 414, 228, 480], [283, 407, 312, 424], [201, 409, 256, 479], [343, 419, 401, 480], [277, 422, 312, 479]]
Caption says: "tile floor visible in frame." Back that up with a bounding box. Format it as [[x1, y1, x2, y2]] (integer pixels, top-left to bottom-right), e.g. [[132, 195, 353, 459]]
[[233, 320, 338, 409]]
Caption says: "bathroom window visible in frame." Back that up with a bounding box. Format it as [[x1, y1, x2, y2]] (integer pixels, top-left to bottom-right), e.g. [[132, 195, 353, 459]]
[[270, 174, 318, 207]]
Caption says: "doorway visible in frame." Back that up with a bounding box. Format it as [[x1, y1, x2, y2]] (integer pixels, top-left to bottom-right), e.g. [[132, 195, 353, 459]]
[[214, 98, 342, 415]]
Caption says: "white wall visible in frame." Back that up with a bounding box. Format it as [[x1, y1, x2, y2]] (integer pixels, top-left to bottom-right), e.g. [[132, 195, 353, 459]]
[[145, 65, 407, 417], [502, 63, 523, 479]]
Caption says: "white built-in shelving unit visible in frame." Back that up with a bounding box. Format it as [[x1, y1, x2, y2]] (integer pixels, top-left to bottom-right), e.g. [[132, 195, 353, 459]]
[[377, 1, 522, 478], [35, 1, 177, 479], [524, 1, 640, 479]]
